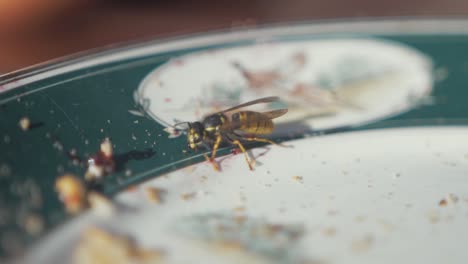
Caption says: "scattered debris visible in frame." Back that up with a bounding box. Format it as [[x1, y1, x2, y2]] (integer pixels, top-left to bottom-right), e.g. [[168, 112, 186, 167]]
[[351, 234, 374, 253], [0, 163, 12, 178], [292, 176, 303, 183], [163, 126, 182, 138], [322, 227, 337, 237], [85, 138, 115, 181], [23, 213, 44, 236], [73, 227, 165, 264], [18, 117, 31, 131], [376, 219, 395, 232], [55, 174, 87, 214], [327, 210, 338, 216], [233, 206, 246, 213], [439, 193, 459, 207], [427, 210, 440, 224], [146, 187, 166, 204], [126, 186, 137, 192], [175, 212, 304, 262], [181, 192, 197, 201]]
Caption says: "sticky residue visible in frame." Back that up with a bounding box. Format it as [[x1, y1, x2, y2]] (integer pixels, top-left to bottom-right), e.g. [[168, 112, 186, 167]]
[[174, 212, 305, 263]]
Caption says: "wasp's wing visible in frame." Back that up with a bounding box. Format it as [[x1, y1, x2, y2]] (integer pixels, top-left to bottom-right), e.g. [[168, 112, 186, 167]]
[[218, 96, 281, 114], [261, 109, 288, 119]]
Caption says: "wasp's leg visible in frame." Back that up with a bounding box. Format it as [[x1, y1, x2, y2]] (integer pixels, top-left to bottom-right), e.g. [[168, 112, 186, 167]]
[[204, 135, 222, 171], [203, 153, 220, 171], [210, 135, 222, 160], [229, 139, 255, 170]]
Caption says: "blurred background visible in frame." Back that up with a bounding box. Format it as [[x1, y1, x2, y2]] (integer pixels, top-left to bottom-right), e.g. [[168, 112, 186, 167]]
[[0, 0, 467, 74]]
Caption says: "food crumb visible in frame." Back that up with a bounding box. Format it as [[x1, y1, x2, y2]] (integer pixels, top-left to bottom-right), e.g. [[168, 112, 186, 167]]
[[355, 215, 367, 223], [233, 215, 247, 224], [181, 192, 196, 201], [100, 138, 113, 157], [231, 148, 241, 155], [85, 138, 115, 181], [292, 176, 303, 182], [439, 193, 459, 207], [19, 117, 31, 131], [376, 219, 395, 232], [73, 227, 165, 264], [146, 187, 165, 204], [351, 234, 374, 253], [322, 227, 337, 237], [0, 163, 12, 178], [233, 206, 246, 213], [327, 210, 338, 216], [55, 174, 87, 214], [52, 140, 64, 151], [163, 127, 181, 138], [427, 210, 440, 223], [126, 186, 137, 192], [23, 214, 44, 236]]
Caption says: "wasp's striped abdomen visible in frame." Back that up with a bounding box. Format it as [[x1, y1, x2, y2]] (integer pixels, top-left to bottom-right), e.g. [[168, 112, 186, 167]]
[[231, 111, 274, 134]]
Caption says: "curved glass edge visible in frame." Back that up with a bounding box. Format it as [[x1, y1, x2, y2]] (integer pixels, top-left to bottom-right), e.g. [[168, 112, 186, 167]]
[[2, 17, 468, 86]]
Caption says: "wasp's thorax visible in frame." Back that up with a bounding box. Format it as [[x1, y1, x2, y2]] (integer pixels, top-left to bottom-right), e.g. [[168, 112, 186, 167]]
[[188, 122, 204, 149]]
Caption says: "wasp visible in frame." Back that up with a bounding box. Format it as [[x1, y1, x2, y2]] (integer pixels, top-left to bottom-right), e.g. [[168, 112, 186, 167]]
[[174, 96, 288, 171]]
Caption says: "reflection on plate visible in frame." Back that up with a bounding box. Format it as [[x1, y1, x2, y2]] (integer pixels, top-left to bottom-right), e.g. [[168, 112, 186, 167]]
[[136, 39, 433, 133], [24, 127, 468, 264]]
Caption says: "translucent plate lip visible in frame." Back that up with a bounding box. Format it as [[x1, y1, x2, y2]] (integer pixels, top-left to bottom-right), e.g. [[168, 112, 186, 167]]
[[2, 16, 468, 90]]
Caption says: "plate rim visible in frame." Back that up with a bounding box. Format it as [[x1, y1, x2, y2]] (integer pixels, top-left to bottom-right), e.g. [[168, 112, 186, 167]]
[[1, 17, 468, 92]]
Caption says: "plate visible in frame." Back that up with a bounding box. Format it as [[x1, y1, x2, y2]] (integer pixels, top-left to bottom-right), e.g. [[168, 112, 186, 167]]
[[137, 38, 432, 133], [24, 127, 468, 264]]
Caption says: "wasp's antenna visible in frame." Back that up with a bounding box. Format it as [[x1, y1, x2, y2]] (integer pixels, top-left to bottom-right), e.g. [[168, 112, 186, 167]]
[[173, 121, 191, 132]]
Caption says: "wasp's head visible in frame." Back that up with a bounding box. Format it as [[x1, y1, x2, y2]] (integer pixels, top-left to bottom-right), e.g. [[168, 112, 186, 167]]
[[187, 122, 204, 150]]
